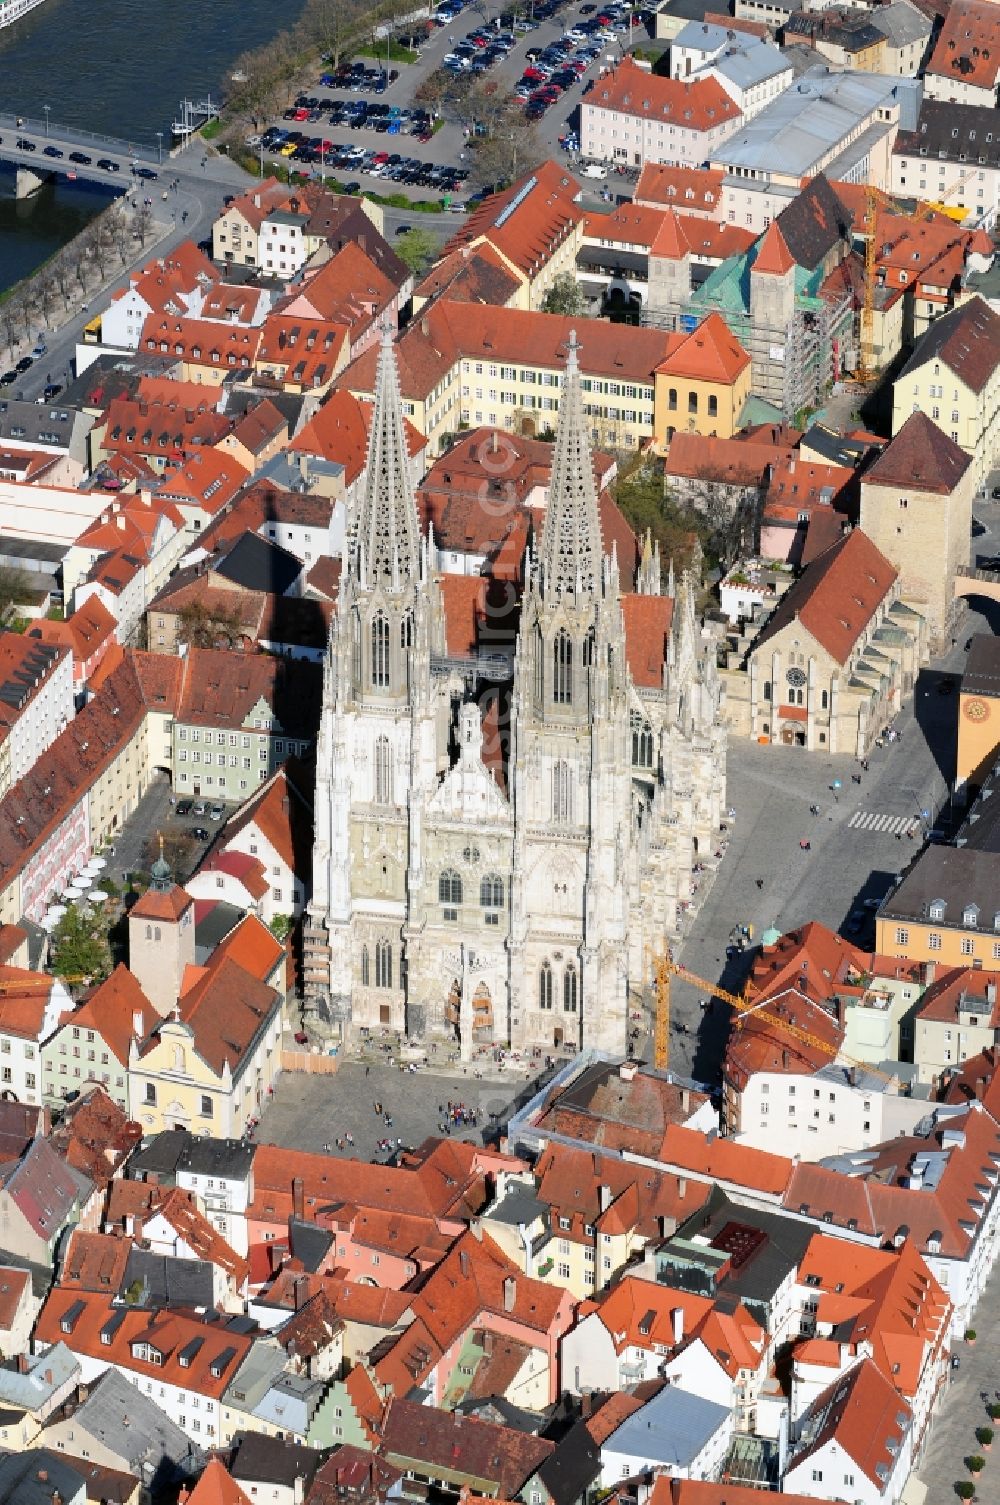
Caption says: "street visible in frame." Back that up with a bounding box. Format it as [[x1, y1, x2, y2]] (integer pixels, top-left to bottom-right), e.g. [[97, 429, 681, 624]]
[[658, 593, 1000, 1086]]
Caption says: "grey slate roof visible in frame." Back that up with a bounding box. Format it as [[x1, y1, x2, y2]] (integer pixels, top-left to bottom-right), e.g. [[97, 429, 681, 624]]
[[214, 531, 303, 596], [0, 1449, 87, 1505], [47, 1368, 198, 1479], [178, 1136, 255, 1182], [122, 1246, 216, 1308], [894, 99, 1000, 171], [715, 68, 903, 178], [0, 1343, 79, 1410], [127, 1129, 193, 1184], [230, 1429, 322, 1489], [881, 844, 1000, 922], [536, 1422, 602, 1505], [962, 636, 1000, 701], [604, 1384, 731, 1468], [289, 1216, 334, 1273]]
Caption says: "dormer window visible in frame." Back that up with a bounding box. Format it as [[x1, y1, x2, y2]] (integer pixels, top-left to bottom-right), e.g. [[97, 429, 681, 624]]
[[929, 900, 946, 921], [964, 905, 979, 928]]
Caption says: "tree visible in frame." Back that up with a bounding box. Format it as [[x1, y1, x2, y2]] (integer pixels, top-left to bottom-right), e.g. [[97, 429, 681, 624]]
[[394, 226, 439, 276], [541, 273, 586, 318], [131, 202, 154, 249], [269, 914, 294, 942], [50, 905, 112, 987], [0, 565, 34, 627], [176, 600, 247, 650], [299, 0, 367, 69]]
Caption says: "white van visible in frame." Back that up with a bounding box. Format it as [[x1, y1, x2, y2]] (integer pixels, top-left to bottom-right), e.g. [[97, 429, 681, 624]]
[[580, 162, 607, 179]]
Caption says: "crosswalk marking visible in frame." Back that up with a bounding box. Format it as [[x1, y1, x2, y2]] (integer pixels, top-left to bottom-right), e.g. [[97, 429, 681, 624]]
[[847, 811, 920, 836]]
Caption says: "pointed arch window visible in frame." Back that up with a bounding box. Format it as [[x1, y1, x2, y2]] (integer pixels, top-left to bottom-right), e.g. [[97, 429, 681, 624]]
[[439, 869, 463, 906], [375, 939, 392, 989], [534, 627, 544, 704], [552, 761, 574, 824], [371, 612, 390, 689], [553, 629, 573, 705], [400, 611, 413, 650], [631, 712, 654, 769], [352, 607, 362, 686], [582, 626, 595, 667], [361, 946, 370, 987], [375, 735, 392, 805], [539, 961, 553, 1011], [480, 874, 504, 909], [563, 965, 578, 1013]]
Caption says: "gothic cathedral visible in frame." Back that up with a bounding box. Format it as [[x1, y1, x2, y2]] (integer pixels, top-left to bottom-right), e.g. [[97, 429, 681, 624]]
[[306, 327, 726, 1059]]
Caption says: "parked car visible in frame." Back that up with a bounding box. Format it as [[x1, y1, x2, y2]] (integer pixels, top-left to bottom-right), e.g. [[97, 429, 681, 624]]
[[190, 826, 210, 842], [175, 799, 193, 816], [209, 803, 225, 821], [192, 801, 207, 816]]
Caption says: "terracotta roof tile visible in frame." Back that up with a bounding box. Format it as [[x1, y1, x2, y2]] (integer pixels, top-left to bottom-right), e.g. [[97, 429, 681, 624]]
[[620, 595, 673, 688], [865, 411, 971, 495], [589, 56, 740, 133], [752, 528, 897, 666]]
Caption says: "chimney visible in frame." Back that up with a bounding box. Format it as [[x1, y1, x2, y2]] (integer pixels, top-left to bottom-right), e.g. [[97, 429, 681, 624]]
[[782, 1049, 790, 1069], [292, 1176, 305, 1221], [598, 1184, 613, 1214], [132, 1009, 144, 1039], [459, 1249, 469, 1277], [77, 1382, 88, 1403], [294, 1275, 309, 1311], [37, 1473, 48, 1486], [677, 1176, 687, 1200], [923, 961, 937, 985], [294, 1481, 306, 1505], [421, 318, 429, 336], [503, 1275, 516, 1313], [680, 1088, 690, 1114], [671, 1306, 684, 1344], [16, 1353, 28, 1374]]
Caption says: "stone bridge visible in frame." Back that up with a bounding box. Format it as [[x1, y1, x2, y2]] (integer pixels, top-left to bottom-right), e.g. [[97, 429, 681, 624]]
[[955, 564, 1000, 603], [0, 110, 162, 198]]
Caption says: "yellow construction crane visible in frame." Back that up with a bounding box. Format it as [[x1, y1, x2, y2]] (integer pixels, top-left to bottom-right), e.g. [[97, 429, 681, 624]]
[[856, 182, 879, 385], [651, 946, 899, 1087]]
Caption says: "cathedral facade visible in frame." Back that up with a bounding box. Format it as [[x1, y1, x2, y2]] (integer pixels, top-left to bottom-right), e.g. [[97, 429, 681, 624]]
[[306, 328, 726, 1059]]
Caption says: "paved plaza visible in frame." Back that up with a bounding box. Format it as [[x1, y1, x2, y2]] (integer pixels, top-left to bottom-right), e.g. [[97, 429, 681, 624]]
[[257, 1058, 543, 1160]]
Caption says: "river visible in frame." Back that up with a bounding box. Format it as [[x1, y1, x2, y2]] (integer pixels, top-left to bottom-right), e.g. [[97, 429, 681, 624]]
[[0, 0, 306, 293]]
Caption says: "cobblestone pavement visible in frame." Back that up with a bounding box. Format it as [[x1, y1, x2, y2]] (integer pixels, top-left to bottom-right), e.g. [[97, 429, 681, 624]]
[[912, 1258, 1000, 1500], [256, 1058, 542, 1160]]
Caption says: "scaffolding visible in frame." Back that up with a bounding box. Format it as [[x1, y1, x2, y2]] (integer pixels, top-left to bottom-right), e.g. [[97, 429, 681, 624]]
[[643, 290, 854, 422]]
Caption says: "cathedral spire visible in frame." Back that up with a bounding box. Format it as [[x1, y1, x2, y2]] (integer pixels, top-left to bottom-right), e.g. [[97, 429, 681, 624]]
[[542, 330, 604, 599], [354, 323, 420, 590]]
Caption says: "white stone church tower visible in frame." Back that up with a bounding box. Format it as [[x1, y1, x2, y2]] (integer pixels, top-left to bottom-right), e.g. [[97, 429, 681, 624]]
[[305, 327, 726, 1059]]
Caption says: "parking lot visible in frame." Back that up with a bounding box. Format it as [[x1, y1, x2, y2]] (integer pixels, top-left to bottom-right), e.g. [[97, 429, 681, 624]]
[[250, 0, 648, 203]]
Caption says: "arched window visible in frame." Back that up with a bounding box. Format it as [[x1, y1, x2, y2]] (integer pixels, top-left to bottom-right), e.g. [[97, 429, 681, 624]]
[[821, 689, 829, 710], [361, 946, 370, 987], [631, 712, 653, 769], [400, 612, 413, 650], [375, 939, 392, 989], [480, 874, 504, 909], [552, 760, 573, 824], [439, 869, 463, 906], [375, 735, 392, 805], [145, 925, 153, 941], [553, 629, 573, 705], [763, 680, 771, 702], [352, 607, 362, 685], [563, 965, 578, 1013], [582, 626, 595, 667], [539, 961, 553, 1011], [371, 612, 390, 689]]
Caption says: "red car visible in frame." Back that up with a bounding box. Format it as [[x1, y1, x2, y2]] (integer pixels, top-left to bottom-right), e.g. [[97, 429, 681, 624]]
[[522, 66, 550, 81], [372, 151, 390, 164]]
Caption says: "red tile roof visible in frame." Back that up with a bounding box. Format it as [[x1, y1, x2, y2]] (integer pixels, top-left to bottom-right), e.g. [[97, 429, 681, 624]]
[[790, 1357, 910, 1490], [0, 1264, 30, 1329], [752, 528, 897, 666], [588, 56, 740, 133], [926, 0, 1000, 93], [864, 411, 971, 496], [56, 965, 159, 1067], [440, 161, 583, 281], [753, 221, 796, 277], [635, 163, 724, 217], [620, 595, 673, 688], [291, 388, 426, 486], [658, 312, 749, 384]]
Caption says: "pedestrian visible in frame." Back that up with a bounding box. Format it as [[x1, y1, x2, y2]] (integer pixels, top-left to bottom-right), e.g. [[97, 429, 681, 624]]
[[755, 878, 764, 890], [365, 1065, 370, 1077]]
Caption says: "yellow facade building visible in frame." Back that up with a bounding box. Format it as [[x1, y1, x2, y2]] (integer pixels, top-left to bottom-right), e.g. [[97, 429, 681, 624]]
[[957, 635, 1000, 794]]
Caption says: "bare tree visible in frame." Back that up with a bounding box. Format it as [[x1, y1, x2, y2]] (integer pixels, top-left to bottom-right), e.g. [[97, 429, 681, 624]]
[[0, 305, 18, 360], [299, 0, 367, 69], [51, 252, 76, 310], [131, 202, 154, 248], [108, 205, 132, 265]]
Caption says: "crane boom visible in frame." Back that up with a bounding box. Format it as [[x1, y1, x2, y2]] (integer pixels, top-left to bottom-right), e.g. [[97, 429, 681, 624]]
[[652, 948, 899, 1088]]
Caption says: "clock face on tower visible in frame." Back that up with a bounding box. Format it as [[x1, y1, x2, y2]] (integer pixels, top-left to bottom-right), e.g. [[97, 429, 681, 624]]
[[786, 667, 807, 689], [964, 697, 990, 723]]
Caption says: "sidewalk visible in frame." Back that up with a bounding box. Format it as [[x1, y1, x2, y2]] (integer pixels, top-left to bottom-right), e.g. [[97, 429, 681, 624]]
[[913, 1260, 1000, 1500]]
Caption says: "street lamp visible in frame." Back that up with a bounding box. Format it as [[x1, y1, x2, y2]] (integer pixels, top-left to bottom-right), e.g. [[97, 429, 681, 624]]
[[259, 141, 265, 179], [43, 104, 50, 138], [156, 131, 163, 164]]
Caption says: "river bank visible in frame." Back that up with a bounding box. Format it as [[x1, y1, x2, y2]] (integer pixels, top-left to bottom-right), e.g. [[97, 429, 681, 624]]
[[0, 0, 306, 292]]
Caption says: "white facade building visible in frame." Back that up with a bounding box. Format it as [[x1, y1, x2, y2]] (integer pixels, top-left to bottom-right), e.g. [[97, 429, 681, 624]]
[[0, 635, 73, 794], [305, 327, 726, 1059], [669, 21, 793, 121]]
